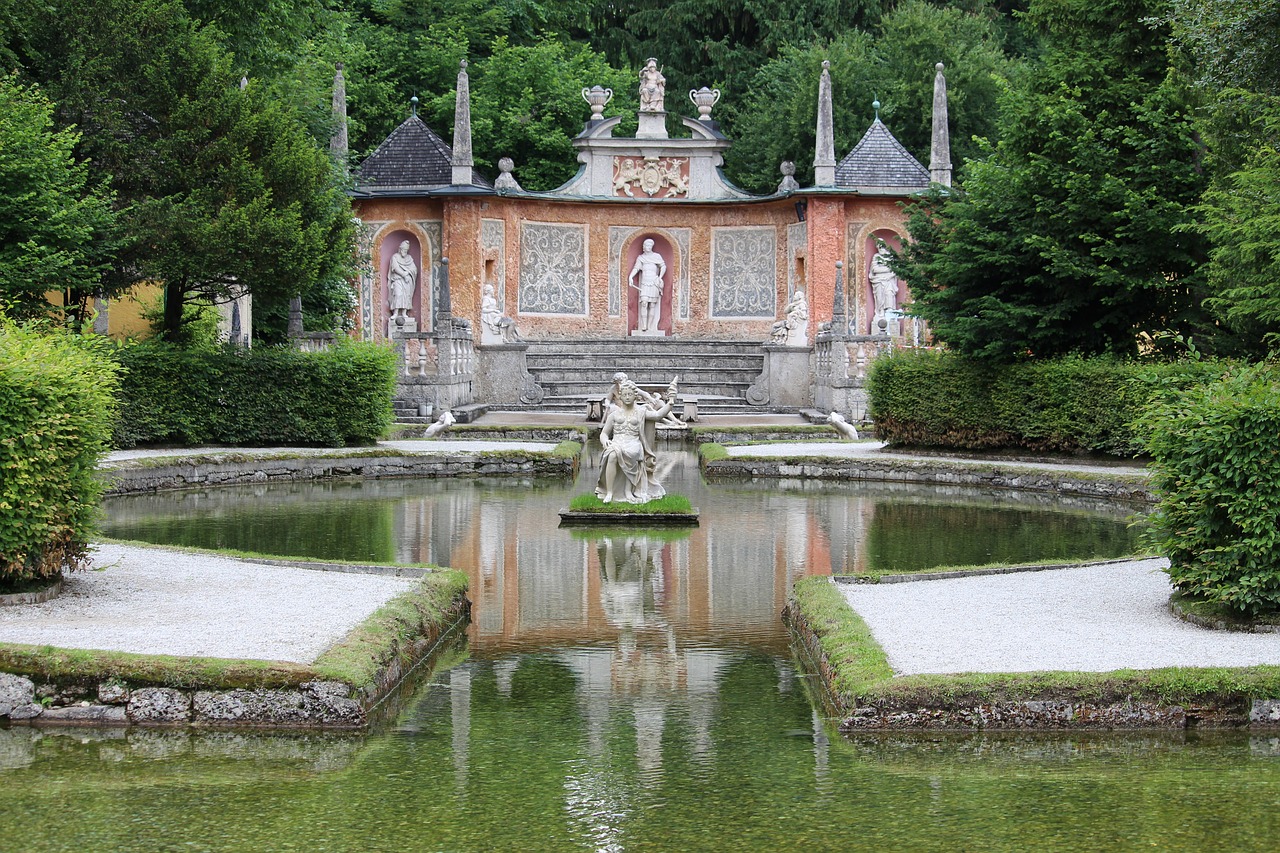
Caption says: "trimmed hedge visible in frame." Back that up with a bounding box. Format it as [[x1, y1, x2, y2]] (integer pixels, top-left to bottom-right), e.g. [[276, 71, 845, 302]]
[[1139, 364, 1280, 618], [867, 350, 1225, 457], [0, 322, 120, 582], [112, 340, 397, 448]]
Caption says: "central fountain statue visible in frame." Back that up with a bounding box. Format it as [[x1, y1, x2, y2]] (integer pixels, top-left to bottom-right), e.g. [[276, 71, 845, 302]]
[[595, 377, 679, 504]]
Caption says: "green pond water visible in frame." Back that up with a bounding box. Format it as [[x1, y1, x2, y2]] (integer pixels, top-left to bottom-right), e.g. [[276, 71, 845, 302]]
[[7, 446, 1277, 849]]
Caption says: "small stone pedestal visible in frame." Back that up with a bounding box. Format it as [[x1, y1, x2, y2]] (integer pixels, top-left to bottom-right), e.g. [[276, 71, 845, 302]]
[[629, 328, 668, 338]]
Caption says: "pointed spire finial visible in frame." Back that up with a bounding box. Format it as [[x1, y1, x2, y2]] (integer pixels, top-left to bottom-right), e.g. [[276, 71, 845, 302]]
[[930, 62, 952, 187], [873, 98, 880, 120], [452, 59, 474, 185], [410, 94, 418, 118], [814, 59, 836, 187], [331, 62, 349, 164]]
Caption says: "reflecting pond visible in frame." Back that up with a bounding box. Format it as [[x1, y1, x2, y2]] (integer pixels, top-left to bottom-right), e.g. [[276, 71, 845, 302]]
[[6, 445, 1274, 850]]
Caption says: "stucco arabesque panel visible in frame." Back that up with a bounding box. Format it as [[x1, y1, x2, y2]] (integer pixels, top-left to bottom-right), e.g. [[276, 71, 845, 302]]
[[519, 222, 588, 315], [711, 226, 777, 319]]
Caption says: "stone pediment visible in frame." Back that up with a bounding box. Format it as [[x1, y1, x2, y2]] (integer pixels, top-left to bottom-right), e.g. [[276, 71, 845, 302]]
[[554, 116, 752, 200]]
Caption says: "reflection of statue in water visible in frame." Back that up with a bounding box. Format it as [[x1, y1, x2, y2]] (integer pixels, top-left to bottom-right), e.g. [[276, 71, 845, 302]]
[[629, 238, 666, 333], [869, 246, 899, 332], [596, 378, 678, 504], [770, 289, 809, 346], [639, 58, 666, 112], [388, 240, 417, 321], [479, 283, 520, 344]]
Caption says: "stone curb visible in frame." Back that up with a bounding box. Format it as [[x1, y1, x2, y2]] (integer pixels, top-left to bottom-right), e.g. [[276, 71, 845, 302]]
[[833, 557, 1146, 585], [1169, 598, 1280, 634], [0, 579, 63, 607]]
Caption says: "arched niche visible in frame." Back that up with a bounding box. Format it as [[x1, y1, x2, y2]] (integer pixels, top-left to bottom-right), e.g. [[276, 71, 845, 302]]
[[622, 232, 679, 336], [378, 228, 429, 335], [862, 228, 905, 335]]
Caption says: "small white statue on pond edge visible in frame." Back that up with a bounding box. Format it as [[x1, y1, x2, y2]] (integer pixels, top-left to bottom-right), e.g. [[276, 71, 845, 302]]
[[828, 411, 859, 441], [425, 409, 456, 438]]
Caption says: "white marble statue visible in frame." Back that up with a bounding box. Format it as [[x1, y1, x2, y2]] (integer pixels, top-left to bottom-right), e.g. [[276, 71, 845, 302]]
[[628, 239, 666, 333], [770, 289, 809, 346], [387, 240, 418, 322], [596, 377, 678, 504], [480, 283, 519, 344], [828, 411, 859, 441], [639, 59, 665, 112], [869, 246, 899, 333], [425, 409, 455, 438]]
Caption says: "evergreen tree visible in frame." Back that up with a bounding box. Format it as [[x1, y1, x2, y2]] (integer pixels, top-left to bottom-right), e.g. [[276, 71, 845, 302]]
[[1169, 0, 1280, 355], [6, 0, 355, 342], [0, 75, 117, 322], [896, 0, 1208, 361]]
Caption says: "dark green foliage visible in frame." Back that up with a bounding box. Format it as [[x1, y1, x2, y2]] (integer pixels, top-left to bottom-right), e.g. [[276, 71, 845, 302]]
[[867, 349, 1224, 455], [0, 75, 118, 322], [111, 340, 397, 448], [469, 38, 638, 190], [0, 322, 121, 582], [1139, 364, 1280, 617], [6, 0, 356, 341], [728, 1, 1014, 192], [894, 0, 1209, 361]]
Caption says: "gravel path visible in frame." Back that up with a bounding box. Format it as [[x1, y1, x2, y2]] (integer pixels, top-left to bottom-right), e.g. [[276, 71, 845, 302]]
[[840, 559, 1280, 674], [103, 438, 556, 465], [0, 544, 417, 663], [725, 441, 1149, 477]]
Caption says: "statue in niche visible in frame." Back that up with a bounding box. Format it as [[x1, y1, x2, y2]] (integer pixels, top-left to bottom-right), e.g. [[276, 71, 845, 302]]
[[387, 240, 418, 323], [628, 239, 667, 333], [596, 377, 678, 504], [770, 289, 809, 346], [869, 246, 899, 333], [638, 59, 666, 112], [480, 283, 520, 344]]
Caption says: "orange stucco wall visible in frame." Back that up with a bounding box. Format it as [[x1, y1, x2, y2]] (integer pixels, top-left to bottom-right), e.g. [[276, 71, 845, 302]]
[[352, 191, 912, 343]]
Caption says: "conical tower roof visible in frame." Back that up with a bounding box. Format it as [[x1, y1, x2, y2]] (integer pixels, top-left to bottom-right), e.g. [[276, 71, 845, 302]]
[[354, 115, 491, 194], [835, 118, 929, 194]]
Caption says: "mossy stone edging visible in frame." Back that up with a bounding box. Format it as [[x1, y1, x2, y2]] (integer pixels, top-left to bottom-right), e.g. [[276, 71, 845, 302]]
[[0, 578, 63, 606], [0, 568, 470, 730], [1169, 593, 1280, 634], [786, 576, 1280, 731], [101, 452, 576, 496], [705, 455, 1153, 503]]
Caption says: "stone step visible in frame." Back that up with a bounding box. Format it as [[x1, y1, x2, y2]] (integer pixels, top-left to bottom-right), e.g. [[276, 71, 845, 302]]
[[525, 354, 764, 370]]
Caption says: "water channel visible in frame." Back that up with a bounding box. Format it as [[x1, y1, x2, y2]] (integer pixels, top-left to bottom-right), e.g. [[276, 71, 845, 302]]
[[2, 445, 1278, 850]]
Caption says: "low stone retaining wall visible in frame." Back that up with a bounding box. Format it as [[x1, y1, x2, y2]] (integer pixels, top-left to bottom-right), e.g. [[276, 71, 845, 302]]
[[0, 578, 470, 730], [785, 581, 1280, 731], [391, 425, 588, 443], [103, 453, 576, 496], [708, 456, 1153, 503]]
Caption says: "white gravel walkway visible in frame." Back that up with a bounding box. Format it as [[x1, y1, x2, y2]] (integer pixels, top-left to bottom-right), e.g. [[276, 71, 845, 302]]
[[840, 559, 1280, 674], [0, 543, 417, 663], [102, 438, 556, 465], [725, 440, 1149, 477]]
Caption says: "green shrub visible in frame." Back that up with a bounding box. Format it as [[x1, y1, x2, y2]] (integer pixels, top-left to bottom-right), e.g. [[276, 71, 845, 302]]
[[868, 350, 1225, 456], [1139, 364, 1280, 618], [0, 321, 120, 583], [112, 339, 396, 448]]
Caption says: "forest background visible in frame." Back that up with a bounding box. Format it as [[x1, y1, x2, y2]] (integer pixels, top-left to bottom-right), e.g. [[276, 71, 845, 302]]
[[0, 0, 1277, 355]]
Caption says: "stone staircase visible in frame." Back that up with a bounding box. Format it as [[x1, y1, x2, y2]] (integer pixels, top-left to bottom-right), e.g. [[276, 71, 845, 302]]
[[501, 338, 779, 415]]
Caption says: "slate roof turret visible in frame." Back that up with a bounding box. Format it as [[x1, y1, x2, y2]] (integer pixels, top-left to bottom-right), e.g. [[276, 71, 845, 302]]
[[835, 118, 929, 194], [354, 115, 492, 195]]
